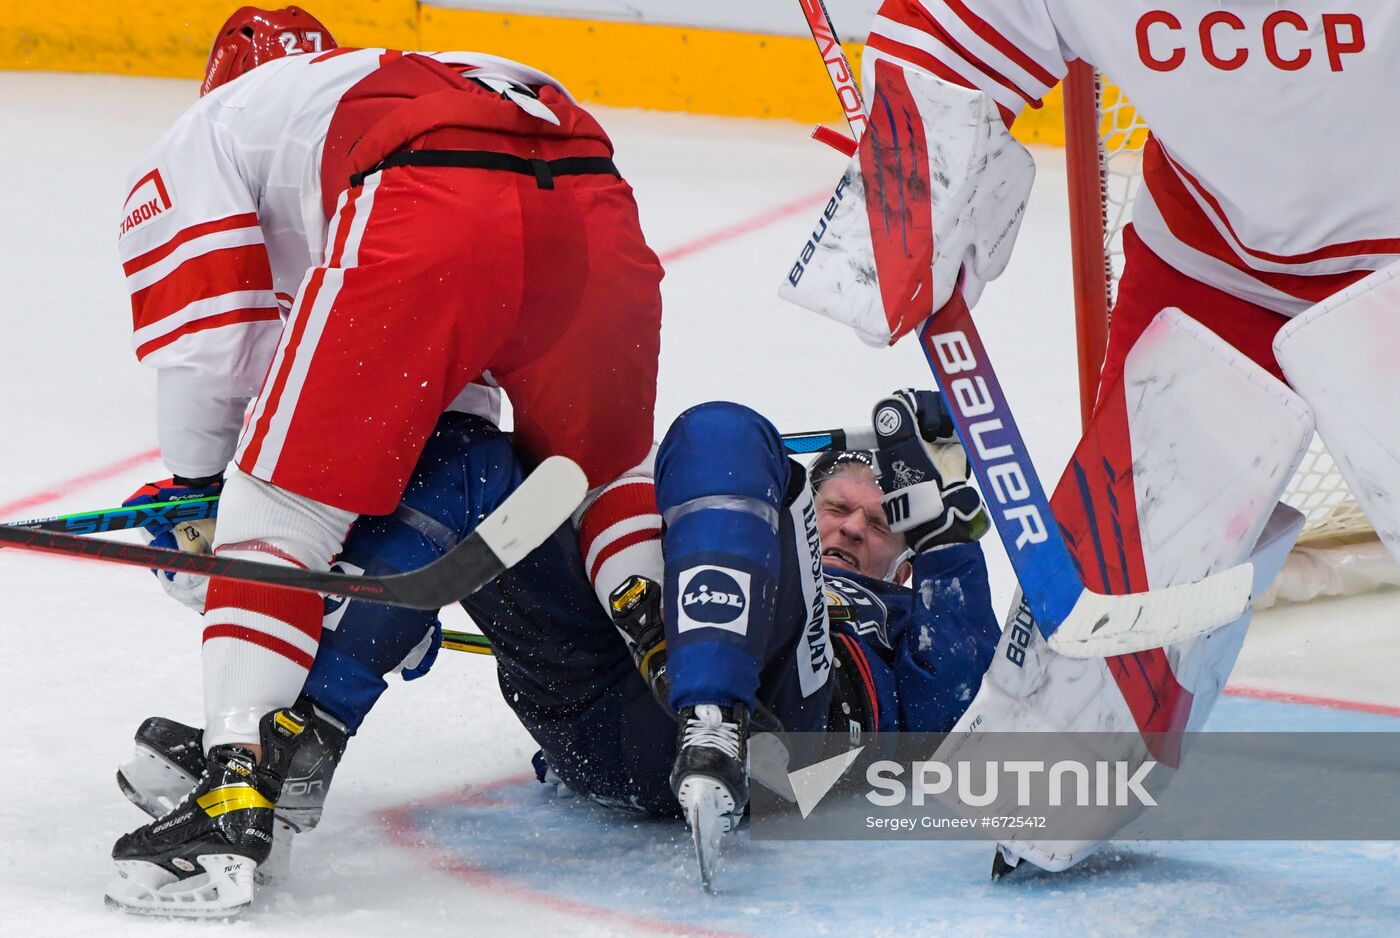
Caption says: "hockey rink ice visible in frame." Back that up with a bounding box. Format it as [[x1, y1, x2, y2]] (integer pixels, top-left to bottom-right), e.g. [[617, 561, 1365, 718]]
[[3, 71, 1399, 936]]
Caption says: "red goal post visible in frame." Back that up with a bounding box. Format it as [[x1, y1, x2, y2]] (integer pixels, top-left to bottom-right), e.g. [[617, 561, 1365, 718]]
[[1060, 62, 1398, 606]]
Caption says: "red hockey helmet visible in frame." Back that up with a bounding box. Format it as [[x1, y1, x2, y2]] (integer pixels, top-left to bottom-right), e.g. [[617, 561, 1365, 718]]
[[202, 6, 337, 96]]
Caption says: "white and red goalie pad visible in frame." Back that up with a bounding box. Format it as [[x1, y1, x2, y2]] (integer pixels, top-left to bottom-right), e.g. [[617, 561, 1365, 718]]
[[1276, 261, 1400, 565], [779, 64, 1035, 346], [936, 309, 1314, 871]]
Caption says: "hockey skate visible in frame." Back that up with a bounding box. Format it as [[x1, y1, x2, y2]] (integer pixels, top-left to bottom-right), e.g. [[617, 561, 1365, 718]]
[[106, 706, 317, 917], [115, 700, 346, 888], [991, 845, 1022, 881], [608, 574, 670, 705], [671, 703, 748, 893]]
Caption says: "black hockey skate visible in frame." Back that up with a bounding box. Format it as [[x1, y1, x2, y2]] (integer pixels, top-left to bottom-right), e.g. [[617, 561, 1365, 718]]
[[991, 845, 1022, 881], [608, 574, 670, 705], [106, 706, 312, 918], [115, 717, 207, 820], [670, 703, 749, 892], [115, 700, 347, 888]]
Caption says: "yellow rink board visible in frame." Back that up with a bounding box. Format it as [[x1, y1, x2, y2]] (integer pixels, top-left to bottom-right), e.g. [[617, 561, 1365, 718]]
[[0, 2, 1069, 146]]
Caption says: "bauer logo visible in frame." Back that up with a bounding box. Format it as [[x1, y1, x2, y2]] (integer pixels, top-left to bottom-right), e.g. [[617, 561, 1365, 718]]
[[677, 566, 750, 635], [787, 171, 852, 286], [119, 169, 174, 240]]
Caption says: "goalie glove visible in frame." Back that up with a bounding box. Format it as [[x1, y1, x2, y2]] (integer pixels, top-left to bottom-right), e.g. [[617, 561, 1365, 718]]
[[871, 390, 989, 552], [122, 474, 223, 612]]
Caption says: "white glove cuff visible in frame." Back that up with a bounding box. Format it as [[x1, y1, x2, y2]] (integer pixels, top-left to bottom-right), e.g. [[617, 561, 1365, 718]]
[[881, 480, 944, 534]]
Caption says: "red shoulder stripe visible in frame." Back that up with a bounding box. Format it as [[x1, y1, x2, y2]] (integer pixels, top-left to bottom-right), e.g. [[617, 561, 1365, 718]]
[[864, 34, 1017, 127], [942, 0, 1059, 89], [873, 0, 1041, 107]]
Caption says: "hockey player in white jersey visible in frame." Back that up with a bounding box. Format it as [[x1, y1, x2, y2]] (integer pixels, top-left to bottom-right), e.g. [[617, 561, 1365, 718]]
[[105, 5, 664, 916], [782, 0, 1400, 874]]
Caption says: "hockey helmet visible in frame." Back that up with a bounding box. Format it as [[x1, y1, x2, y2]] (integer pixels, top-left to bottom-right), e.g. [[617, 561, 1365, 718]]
[[808, 449, 877, 489], [202, 6, 338, 96]]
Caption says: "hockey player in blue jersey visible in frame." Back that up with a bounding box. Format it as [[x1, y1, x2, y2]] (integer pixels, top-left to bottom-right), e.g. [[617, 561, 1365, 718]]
[[116, 389, 1000, 891], [653, 392, 998, 883]]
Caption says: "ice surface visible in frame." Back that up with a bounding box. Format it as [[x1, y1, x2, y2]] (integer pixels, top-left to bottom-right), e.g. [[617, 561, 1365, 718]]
[[1, 71, 1397, 935]]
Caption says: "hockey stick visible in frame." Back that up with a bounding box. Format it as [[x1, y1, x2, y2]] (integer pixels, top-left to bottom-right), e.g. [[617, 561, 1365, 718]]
[[0, 456, 588, 610], [442, 628, 493, 656], [7, 495, 220, 534], [794, 1, 1254, 657], [14, 429, 863, 533], [12, 502, 501, 654], [781, 426, 876, 454], [6, 428, 866, 534], [798, 0, 867, 146]]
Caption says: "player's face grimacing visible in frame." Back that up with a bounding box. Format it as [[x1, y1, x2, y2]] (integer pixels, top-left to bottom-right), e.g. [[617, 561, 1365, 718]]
[[813, 466, 908, 581]]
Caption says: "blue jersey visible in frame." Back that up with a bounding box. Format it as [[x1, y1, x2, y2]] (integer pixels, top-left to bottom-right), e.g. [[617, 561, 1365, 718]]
[[823, 543, 998, 736], [657, 400, 999, 740], [303, 404, 999, 817]]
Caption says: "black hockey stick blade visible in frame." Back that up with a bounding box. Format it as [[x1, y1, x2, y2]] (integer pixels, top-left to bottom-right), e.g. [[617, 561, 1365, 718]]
[[7, 495, 220, 535], [0, 456, 588, 610]]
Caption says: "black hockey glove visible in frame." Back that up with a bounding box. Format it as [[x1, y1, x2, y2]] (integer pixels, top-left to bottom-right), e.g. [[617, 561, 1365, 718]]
[[871, 389, 989, 552]]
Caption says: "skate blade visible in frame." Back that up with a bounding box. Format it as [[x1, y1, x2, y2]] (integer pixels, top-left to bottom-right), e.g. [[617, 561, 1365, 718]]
[[105, 854, 256, 919], [116, 741, 199, 820], [254, 819, 296, 887], [677, 777, 736, 894], [990, 845, 1021, 882]]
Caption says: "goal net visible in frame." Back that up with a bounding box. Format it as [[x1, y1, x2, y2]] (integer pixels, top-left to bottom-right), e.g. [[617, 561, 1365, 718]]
[[1060, 62, 1398, 607]]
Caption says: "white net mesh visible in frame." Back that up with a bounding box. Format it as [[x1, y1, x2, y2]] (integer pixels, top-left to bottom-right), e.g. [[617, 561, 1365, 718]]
[[1087, 76, 1373, 551]]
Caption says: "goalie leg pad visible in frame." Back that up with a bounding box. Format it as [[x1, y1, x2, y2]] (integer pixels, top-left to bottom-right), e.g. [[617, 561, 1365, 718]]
[[963, 501, 1305, 872], [1275, 261, 1400, 562], [936, 308, 1314, 871]]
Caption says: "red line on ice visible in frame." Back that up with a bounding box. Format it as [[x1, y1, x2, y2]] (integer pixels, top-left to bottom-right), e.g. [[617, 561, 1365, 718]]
[[1223, 684, 1400, 718], [379, 773, 748, 938], [658, 188, 831, 264], [0, 448, 161, 518]]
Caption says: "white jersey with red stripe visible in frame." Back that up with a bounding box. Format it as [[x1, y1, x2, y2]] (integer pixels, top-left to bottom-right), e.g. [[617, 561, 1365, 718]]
[[117, 48, 569, 478], [864, 1, 1400, 316]]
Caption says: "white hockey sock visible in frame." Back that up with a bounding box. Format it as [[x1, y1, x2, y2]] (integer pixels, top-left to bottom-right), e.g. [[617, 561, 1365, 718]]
[[202, 469, 355, 750], [577, 450, 663, 611]]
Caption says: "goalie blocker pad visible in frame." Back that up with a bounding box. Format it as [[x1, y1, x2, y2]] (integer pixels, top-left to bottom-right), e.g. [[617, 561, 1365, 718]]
[[1275, 260, 1400, 564], [779, 63, 1035, 346], [935, 308, 1314, 872]]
